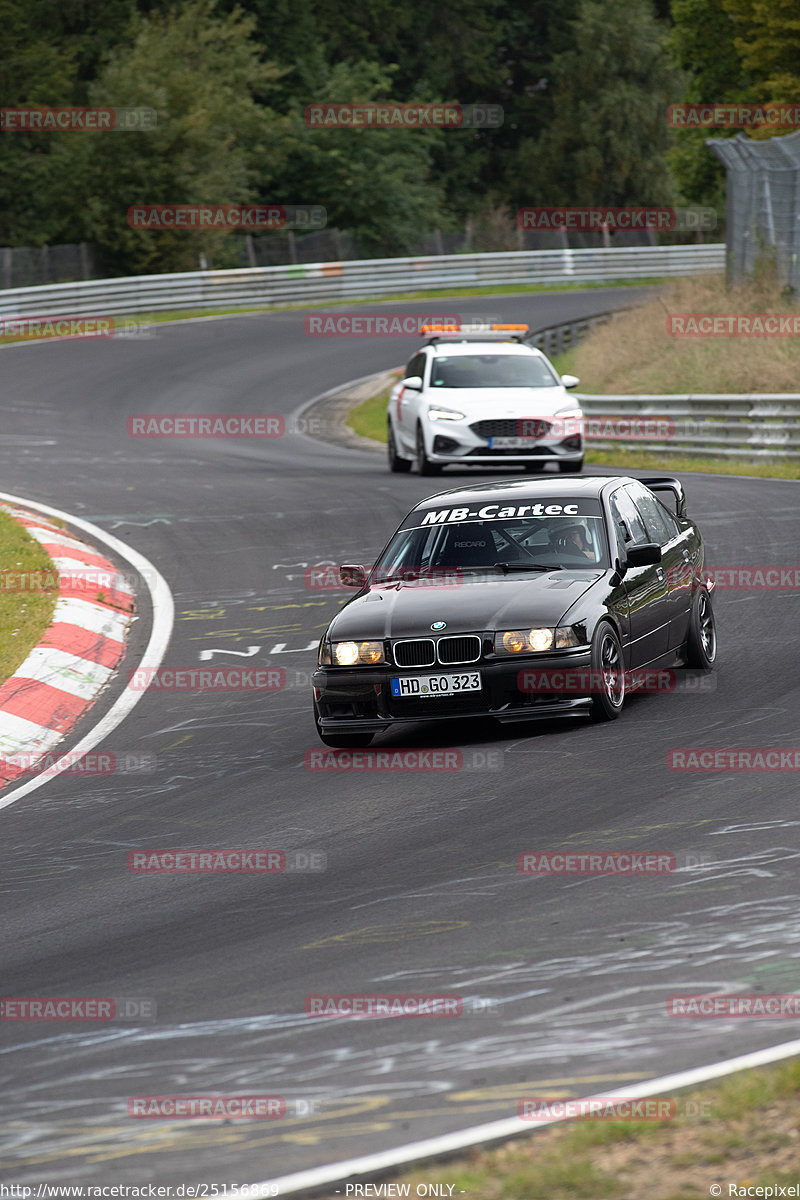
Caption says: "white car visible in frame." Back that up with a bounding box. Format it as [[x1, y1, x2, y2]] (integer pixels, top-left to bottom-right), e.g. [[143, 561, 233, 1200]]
[[387, 324, 583, 475]]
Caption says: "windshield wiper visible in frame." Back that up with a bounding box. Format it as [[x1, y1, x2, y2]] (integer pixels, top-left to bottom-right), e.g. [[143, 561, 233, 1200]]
[[493, 562, 563, 574], [377, 567, 459, 583]]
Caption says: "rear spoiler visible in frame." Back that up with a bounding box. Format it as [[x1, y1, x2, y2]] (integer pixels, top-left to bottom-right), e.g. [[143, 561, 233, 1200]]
[[640, 476, 687, 518]]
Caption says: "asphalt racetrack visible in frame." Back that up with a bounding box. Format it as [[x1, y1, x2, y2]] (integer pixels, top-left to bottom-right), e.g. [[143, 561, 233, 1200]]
[[3, 288, 800, 1185]]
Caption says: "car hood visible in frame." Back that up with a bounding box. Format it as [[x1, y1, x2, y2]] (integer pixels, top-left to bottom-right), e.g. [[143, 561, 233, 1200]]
[[423, 386, 573, 418], [328, 570, 605, 640]]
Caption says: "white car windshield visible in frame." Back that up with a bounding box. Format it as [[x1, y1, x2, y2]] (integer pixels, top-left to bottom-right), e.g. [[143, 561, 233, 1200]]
[[429, 354, 559, 389]]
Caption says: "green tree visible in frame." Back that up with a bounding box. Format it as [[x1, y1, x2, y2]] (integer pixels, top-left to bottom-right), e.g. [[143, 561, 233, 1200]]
[[667, 0, 748, 206], [269, 60, 449, 256], [530, 0, 682, 207], [724, 0, 800, 104], [63, 0, 285, 274], [222, 0, 579, 220], [0, 0, 79, 245]]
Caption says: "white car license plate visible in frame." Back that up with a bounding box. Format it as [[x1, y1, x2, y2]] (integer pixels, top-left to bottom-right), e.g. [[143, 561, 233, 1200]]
[[488, 436, 541, 449], [391, 672, 481, 698]]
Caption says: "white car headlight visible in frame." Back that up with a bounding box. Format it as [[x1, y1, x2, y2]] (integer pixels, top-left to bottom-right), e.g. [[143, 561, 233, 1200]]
[[427, 405, 466, 421], [494, 626, 582, 655], [553, 407, 583, 437], [332, 640, 385, 666]]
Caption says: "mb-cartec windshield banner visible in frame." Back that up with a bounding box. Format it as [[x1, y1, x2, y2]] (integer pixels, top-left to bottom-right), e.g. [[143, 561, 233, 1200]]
[[405, 501, 601, 527]]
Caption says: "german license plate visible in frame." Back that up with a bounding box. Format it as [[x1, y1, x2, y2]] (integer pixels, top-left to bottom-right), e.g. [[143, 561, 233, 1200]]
[[488, 436, 541, 448], [390, 672, 481, 698]]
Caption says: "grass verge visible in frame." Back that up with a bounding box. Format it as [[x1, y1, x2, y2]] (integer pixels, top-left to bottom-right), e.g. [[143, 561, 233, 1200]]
[[347, 385, 395, 442], [0, 509, 58, 681], [318, 1057, 800, 1199], [572, 270, 800, 394]]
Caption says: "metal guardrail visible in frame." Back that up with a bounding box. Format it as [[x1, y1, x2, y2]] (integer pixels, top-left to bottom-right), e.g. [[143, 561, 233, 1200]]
[[6, 243, 788, 460], [577, 393, 800, 458], [0, 244, 724, 319], [527, 309, 631, 356]]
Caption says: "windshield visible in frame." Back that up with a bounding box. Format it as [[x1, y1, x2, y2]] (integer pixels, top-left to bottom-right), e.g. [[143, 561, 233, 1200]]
[[374, 509, 610, 577], [429, 354, 559, 389]]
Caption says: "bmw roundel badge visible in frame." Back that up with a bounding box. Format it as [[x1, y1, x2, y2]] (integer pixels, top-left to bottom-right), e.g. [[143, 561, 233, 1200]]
[[431, 621, 447, 631]]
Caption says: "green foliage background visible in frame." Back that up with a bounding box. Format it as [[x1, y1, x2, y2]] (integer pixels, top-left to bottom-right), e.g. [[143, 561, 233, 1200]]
[[1, 0, 797, 273]]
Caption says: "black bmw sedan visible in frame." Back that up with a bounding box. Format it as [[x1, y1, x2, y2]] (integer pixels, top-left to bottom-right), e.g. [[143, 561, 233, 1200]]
[[312, 475, 717, 746]]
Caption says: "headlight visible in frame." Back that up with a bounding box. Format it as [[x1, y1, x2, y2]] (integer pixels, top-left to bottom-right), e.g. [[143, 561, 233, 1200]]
[[332, 640, 385, 666], [427, 405, 466, 421], [318, 641, 332, 666], [554, 407, 583, 437], [495, 626, 582, 654]]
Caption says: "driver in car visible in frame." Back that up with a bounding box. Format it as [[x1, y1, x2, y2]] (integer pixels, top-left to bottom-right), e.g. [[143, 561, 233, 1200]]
[[557, 522, 598, 561]]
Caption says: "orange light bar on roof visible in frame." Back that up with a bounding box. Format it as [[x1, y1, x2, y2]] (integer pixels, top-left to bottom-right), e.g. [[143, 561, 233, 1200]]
[[419, 322, 530, 333]]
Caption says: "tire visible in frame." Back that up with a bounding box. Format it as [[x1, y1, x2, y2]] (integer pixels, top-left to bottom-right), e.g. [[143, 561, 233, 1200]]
[[685, 586, 717, 669], [559, 459, 583, 473], [388, 423, 412, 473], [416, 425, 442, 476], [314, 704, 374, 748], [589, 622, 626, 722], [523, 462, 545, 473]]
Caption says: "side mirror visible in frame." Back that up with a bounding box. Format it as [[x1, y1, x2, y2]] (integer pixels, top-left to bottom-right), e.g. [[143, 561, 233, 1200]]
[[626, 543, 662, 568], [401, 375, 423, 391], [560, 374, 580, 389], [339, 564, 369, 588]]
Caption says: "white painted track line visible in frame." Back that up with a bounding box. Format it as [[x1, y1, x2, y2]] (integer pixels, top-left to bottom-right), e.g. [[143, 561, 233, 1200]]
[[248, 1036, 800, 1196]]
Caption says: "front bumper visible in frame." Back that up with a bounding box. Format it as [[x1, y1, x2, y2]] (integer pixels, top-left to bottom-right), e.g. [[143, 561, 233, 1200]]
[[423, 417, 583, 464], [313, 649, 594, 733]]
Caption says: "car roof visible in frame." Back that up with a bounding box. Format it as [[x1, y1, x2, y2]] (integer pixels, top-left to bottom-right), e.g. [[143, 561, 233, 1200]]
[[411, 476, 634, 512], [422, 341, 545, 358]]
